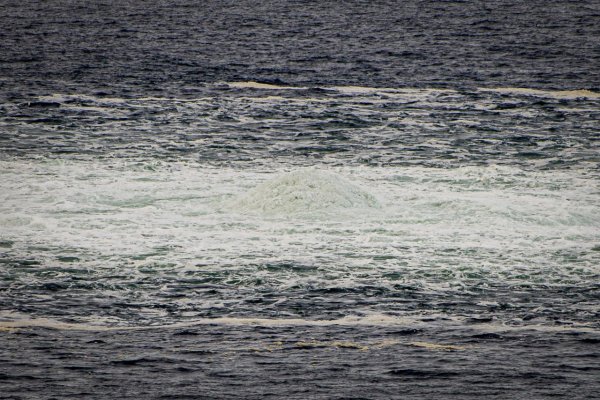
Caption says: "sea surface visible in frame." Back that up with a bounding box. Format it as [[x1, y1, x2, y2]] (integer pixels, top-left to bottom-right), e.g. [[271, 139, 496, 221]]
[[1, 1, 600, 399]]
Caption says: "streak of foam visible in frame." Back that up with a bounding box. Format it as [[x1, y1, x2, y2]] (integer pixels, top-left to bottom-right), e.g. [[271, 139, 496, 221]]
[[331, 85, 399, 94], [479, 87, 600, 99], [331, 86, 456, 96], [226, 81, 307, 90], [0, 313, 423, 331], [1, 313, 598, 334], [225, 81, 457, 98], [37, 94, 127, 104]]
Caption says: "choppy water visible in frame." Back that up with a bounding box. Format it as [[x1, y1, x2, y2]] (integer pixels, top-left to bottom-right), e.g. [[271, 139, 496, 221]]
[[1, 1, 600, 399]]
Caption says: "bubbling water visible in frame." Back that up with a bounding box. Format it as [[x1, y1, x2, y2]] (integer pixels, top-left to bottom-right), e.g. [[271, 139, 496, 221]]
[[230, 168, 380, 216]]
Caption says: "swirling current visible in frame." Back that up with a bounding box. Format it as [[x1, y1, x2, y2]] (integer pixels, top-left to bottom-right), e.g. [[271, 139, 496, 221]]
[[1, 1, 599, 399]]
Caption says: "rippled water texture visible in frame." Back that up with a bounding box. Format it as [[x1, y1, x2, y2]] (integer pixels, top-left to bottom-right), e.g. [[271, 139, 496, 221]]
[[1, 0, 599, 96], [1, 0, 600, 399]]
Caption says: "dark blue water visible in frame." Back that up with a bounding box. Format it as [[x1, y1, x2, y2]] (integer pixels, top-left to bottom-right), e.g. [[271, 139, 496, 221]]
[[1, 0, 599, 100], [1, 1, 599, 399]]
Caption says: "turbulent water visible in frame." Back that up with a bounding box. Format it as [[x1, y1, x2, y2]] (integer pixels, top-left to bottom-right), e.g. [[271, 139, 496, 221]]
[[1, 1, 600, 399]]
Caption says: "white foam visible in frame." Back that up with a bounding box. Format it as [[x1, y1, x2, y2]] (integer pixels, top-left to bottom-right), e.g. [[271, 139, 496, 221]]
[[0, 159, 598, 298], [37, 94, 127, 104], [225, 82, 456, 97], [332, 86, 456, 95], [229, 168, 380, 215], [0, 311, 423, 330], [1, 312, 598, 334], [479, 87, 600, 99], [226, 81, 307, 90]]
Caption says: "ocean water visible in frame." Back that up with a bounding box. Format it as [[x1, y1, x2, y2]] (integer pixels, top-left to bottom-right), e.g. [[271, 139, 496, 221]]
[[1, 1, 600, 399]]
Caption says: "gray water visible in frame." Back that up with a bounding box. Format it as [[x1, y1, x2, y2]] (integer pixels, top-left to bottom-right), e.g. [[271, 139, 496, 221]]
[[1, 1, 600, 399]]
